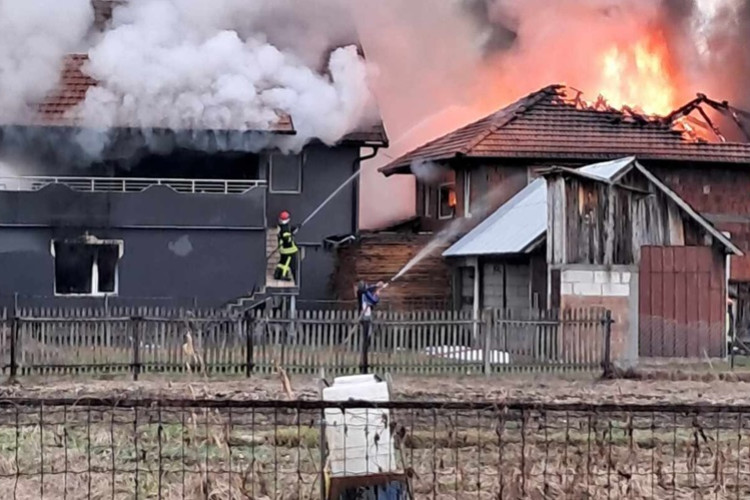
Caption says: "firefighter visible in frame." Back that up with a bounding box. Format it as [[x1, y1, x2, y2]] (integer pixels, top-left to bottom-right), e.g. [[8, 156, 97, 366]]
[[274, 210, 299, 281], [356, 280, 387, 373]]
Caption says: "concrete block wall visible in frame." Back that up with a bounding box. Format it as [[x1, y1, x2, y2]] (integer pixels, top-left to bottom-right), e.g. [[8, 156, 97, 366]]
[[559, 267, 638, 367], [561, 269, 631, 297]]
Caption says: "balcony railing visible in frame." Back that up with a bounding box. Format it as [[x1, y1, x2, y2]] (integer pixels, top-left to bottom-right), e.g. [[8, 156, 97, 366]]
[[0, 176, 266, 194]]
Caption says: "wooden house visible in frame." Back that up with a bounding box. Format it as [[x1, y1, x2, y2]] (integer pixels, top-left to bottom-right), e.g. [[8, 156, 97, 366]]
[[444, 157, 741, 361]]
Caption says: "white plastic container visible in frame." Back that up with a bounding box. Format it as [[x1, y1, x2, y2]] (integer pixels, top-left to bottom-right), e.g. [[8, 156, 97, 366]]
[[322, 375, 398, 477]]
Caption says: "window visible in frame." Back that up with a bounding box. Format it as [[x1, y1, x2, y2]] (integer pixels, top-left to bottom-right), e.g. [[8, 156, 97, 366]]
[[53, 236, 122, 296], [463, 170, 472, 217], [424, 184, 432, 217], [438, 183, 456, 219], [269, 153, 303, 193]]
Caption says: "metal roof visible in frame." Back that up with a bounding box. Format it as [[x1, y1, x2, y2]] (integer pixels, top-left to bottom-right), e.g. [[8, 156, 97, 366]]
[[442, 157, 635, 257]]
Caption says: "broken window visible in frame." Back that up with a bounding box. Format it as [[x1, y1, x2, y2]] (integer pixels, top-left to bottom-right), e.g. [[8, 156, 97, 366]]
[[53, 238, 122, 295], [269, 153, 303, 193], [439, 183, 456, 219]]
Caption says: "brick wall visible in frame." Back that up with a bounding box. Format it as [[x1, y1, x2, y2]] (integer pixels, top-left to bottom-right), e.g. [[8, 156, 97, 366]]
[[559, 268, 636, 364]]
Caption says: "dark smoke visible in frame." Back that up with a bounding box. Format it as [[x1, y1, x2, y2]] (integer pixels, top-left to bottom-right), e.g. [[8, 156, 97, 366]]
[[459, 0, 518, 55]]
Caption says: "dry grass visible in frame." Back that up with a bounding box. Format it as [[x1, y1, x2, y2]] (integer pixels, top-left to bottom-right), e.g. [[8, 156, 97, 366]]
[[0, 406, 745, 499], [0, 375, 749, 497]]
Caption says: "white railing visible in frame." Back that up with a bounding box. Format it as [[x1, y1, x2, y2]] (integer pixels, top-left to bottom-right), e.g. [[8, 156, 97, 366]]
[[0, 176, 266, 195]]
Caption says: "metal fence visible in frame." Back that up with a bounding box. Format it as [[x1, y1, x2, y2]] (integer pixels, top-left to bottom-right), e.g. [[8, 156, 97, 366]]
[[0, 398, 748, 499], [0, 306, 612, 379]]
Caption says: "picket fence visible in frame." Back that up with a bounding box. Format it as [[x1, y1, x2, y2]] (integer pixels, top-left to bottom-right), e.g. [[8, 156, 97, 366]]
[[0, 306, 612, 378]]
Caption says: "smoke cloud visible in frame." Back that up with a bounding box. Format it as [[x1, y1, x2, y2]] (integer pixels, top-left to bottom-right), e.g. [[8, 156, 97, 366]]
[[359, 0, 750, 229], [0, 0, 93, 119], [79, 0, 378, 153], [410, 159, 451, 185]]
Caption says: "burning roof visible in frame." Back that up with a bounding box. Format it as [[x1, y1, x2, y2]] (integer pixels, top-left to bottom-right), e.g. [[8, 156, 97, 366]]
[[16, 54, 387, 146], [380, 85, 750, 176]]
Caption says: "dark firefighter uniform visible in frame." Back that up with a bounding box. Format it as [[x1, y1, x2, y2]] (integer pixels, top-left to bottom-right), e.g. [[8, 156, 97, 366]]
[[274, 211, 299, 281]]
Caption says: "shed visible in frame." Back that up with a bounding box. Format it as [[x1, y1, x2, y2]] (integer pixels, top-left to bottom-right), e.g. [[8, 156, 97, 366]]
[[445, 157, 741, 361]]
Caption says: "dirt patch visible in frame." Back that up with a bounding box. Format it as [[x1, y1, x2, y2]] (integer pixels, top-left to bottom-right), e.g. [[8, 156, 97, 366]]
[[1, 373, 749, 405]]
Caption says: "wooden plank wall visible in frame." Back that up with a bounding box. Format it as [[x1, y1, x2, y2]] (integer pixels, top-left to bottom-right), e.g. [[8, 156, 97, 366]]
[[549, 170, 719, 268], [639, 246, 725, 358], [333, 233, 452, 310], [0, 306, 609, 377]]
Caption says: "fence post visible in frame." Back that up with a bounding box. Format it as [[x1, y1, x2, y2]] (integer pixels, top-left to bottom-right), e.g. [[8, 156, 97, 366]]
[[132, 316, 142, 381], [319, 408, 327, 500], [601, 310, 614, 378], [359, 319, 370, 374], [483, 310, 491, 376], [9, 310, 18, 383], [244, 317, 254, 378]]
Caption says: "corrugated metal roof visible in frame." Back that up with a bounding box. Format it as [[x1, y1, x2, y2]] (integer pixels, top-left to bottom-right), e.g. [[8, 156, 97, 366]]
[[443, 157, 635, 257]]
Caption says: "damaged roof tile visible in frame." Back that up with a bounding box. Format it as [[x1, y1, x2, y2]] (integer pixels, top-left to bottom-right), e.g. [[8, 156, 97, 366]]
[[381, 84, 750, 174]]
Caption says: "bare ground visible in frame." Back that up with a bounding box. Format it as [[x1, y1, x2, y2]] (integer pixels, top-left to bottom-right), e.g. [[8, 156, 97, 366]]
[[2, 371, 750, 405]]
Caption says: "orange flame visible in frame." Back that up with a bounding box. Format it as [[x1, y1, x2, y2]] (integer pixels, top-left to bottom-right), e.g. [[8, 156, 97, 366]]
[[596, 31, 677, 116]]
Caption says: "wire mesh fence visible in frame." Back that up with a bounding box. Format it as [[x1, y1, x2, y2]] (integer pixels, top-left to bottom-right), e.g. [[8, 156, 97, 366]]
[[0, 398, 748, 498]]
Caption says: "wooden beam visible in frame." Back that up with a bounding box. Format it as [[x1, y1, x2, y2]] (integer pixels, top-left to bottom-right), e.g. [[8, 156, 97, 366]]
[[604, 184, 615, 266]]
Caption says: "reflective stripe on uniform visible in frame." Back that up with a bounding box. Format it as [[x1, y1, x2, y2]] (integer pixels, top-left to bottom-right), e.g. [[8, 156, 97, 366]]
[[279, 231, 298, 255]]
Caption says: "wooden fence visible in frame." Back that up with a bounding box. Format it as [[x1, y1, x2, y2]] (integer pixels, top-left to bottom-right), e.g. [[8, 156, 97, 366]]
[[0, 306, 612, 378]]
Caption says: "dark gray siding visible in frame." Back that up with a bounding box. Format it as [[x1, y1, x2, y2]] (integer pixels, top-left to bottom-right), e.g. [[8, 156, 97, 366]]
[[267, 144, 360, 302], [0, 184, 265, 228], [267, 144, 358, 239], [0, 185, 266, 308]]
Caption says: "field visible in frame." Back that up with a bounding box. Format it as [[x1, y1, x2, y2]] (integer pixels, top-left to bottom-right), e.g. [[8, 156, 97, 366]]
[[1, 373, 750, 498], [4, 370, 750, 404]]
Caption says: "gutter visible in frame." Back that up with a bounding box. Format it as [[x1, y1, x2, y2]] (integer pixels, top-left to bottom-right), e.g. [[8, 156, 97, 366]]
[[352, 146, 380, 235]]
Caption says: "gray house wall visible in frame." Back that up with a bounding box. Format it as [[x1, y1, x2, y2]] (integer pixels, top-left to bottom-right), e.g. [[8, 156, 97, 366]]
[[0, 138, 364, 307], [265, 144, 361, 301], [0, 184, 266, 308]]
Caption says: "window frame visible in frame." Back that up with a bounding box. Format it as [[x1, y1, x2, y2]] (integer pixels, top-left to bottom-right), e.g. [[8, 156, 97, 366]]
[[268, 152, 304, 194], [51, 238, 123, 297], [438, 182, 456, 220], [424, 184, 432, 217], [463, 170, 472, 218]]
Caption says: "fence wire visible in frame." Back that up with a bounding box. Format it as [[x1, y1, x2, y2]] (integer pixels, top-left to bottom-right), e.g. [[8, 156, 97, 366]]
[[0, 399, 748, 499]]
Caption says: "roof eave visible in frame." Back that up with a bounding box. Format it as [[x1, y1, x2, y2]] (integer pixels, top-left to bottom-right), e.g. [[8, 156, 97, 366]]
[[1, 123, 298, 136]]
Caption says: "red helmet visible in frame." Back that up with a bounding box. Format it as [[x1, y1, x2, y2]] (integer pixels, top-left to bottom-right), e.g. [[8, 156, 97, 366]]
[[279, 211, 291, 224]]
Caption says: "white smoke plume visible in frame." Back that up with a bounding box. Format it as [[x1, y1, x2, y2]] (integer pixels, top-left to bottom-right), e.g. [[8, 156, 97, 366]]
[[0, 0, 93, 119], [79, 0, 379, 152], [410, 159, 452, 185]]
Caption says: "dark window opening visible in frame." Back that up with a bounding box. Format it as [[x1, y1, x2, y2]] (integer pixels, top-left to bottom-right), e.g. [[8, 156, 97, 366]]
[[54, 241, 121, 295], [439, 183, 456, 219], [269, 153, 303, 193], [97, 150, 262, 180]]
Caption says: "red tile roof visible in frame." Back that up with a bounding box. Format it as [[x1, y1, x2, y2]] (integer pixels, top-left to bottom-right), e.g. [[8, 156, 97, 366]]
[[22, 53, 388, 144], [380, 85, 750, 175], [31, 54, 295, 133]]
